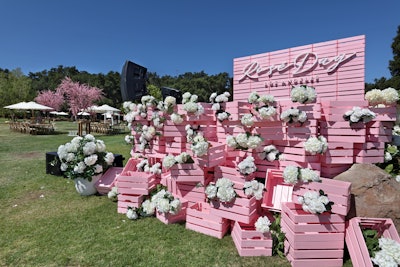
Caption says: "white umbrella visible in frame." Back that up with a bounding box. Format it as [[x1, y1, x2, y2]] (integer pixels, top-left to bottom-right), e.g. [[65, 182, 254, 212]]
[[4, 101, 27, 109], [5, 101, 53, 111], [95, 104, 120, 113], [77, 111, 90, 116]]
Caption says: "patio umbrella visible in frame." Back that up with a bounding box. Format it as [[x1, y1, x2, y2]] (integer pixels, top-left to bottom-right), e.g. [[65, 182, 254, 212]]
[[77, 111, 90, 116], [95, 104, 120, 113], [4, 101, 28, 109], [17, 101, 54, 111]]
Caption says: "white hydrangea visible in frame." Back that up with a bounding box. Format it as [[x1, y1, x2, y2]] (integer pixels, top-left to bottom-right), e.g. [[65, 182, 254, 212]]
[[303, 136, 328, 155], [298, 191, 331, 214], [299, 168, 320, 183], [126, 208, 139, 220], [283, 165, 300, 184], [243, 180, 264, 200], [290, 85, 317, 104], [258, 106, 277, 120], [241, 113, 255, 127], [141, 199, 156, 215], [248, 92, 259, 104], [207, 177, 236, 203], [162, 155, 177, 170], [254, 216, 271, 233], [238, 156, 257, 175], [170, 113, 183, 124]]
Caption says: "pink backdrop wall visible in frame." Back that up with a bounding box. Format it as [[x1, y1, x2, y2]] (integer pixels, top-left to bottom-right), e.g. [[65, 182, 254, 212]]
[[233, 35, 365, 101]]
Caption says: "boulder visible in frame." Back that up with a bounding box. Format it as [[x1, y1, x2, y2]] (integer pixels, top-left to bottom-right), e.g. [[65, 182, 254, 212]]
[[334, 163, 400, 232]]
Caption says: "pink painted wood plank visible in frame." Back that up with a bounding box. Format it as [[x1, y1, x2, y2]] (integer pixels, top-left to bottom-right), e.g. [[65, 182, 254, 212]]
[[285, 241, 344, 259], [282, 202, 346, 225]]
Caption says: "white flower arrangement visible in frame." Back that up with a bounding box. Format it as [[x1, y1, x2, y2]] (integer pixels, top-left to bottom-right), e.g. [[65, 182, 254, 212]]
[[162, 152, 194, 170], [205, 177, 237, 203], [122, 101, 147, 126], [303, 136, 328, 155], [237, 156, 257, 176], [283, 166, 320, 184], [280, 107, 307, 124], [124, 134, 134, 145], [210, 91, 230, 106], [248, 92, 260, 104], [393, 125, 400, 136], [57, 134, 114, 181], [151, 189, 182, 215], [290, 85, 317, 104], [185, 124, 200, 143], [162, 96, 177, 114], [365, 87, 399, 106], [254, 216, 271, 233], [190, 134, 209, 157], [126, 207, 139, 220], [150, 111, 165, 129], [241, 113, 255, 128], [216, 111, 230, 122], [343, 106, 376, 124], [182, 92, 205, 116], [371, 237, 400, 267], [258, 145, 281, 162], [141, 95, 157, 108], [141, 199, 156, 216], [297, 190, 333, 214], [170, 112, 184, 124], [137, 125, 158, 152], [243, 180, 264, 200], [258, 106, 277, 120], [226, 133, 263, 150], [107, 186, 118, 201]]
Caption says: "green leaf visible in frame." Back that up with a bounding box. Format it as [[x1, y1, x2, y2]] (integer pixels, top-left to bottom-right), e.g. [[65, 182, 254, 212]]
[[385, 164, 394, 173]]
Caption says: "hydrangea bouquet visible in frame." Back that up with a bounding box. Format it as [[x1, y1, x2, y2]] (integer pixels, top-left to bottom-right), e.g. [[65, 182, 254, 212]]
[[58, 134, 114, 181], [303, 136, 328, 155], [254, 216, 271, 233], [182, 92, 205, 116], [226, 132, 263, 150], [162, 152, 194, 170], [343, 106, 376, 124], [371, 237, 400, 267], [258, 145, 281, 161], [290, 85, 317, 104], [283, 165, 320, 185], [280, 107, 307, 124], [205, 177, 237, 203], [365, 87, 399, 107], [243, 180, 264, 200], [237, 156, 257, 176], [297, 190, 334, 214]]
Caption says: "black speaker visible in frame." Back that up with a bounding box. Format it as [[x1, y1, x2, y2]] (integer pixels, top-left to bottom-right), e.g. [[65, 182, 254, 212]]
[[161, 87, 182, 104], [120, 60, 148, 102]]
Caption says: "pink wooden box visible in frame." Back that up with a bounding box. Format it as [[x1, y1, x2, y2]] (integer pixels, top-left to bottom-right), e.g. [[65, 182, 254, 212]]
[[281, 202, 346, 234], [231, 220, 273, 257], [95, 167, 123, 195], [322, 142, 354, 164], [280, 100, 322, 120], [320, 121, 366, 143], [345, 217, 400, 267], [370, 106, 397, 121], [252, 121, 285, 140], [174, 181, 208, 206], [214, 166, 256, 198], [262, 169, 293, 212], [353, 142, 384, 164], [320, 162, 352, 179], [209, 196, 259, 224], [285, 120, 319, 141], [253, 156, 280, 179], [116, 171, 158, 195], [274, 140, 320, 163], [156, 196, 188, 224], [223, 101, 252, 121], [366, 121, 393, 143], [163, 124, 187, 137], [193, 142, 226, 168], [285, 243, 344, 267], [292, 177, 351, 216], [321, 100, 368, 121], [117, 194, 144, 214], [185, 202, 230, 239], [170, 163, 205, 183]]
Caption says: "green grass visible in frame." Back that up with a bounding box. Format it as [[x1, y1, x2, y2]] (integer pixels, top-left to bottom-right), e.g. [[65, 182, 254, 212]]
[[0, 119, 352, 266]]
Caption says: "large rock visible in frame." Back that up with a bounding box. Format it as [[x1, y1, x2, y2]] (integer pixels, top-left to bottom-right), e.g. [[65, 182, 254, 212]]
[[334, 163, 400, 232]]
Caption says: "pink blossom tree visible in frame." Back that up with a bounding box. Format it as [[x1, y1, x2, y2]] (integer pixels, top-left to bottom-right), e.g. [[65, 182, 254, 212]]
[[56, 77, 103, 119], [35, 90, 65, 111]]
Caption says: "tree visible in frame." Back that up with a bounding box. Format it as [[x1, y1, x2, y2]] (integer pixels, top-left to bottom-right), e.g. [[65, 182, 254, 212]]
[[35, 90, 64, 111], [389, 25, 400, 77], [56, 77, 103, 119], [147, 84, 162, 100]]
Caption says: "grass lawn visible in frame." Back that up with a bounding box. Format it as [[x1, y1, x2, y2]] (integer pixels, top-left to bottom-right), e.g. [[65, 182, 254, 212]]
[[0, 119, 352, 266]]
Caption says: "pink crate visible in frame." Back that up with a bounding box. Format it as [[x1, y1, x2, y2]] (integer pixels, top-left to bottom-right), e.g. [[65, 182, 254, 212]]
[[320, 163, 352, 179], [223, 101, 252, 121], [209, 196, 259, 224], [156, 196, 188, 224], [193, 142, 226, 168], [252, 121, 285, 140], [285, 245, 344, 267], [321, 100, 368, 121], [285, 120, 319, 141], [274, 140, 320, 163], [117, 194, 144, 214], [370, 106, 397, 121], [366, 121, 393, 143], [262, 169, 293, 212], [353, 142, 385, 164], [163, 124, 187, 137], [231, 220, 273, 257], [116, 171, 158, 195], [174, 181, 208, 206], [95, 167, 123, 195], [214, 166, 256, 198], [170, 163, 205, 183], [345, 217, 400, 267], [320, 121, 366, 143], [322, 142, 354, 164], [281, 202, 345, 233], [292, 177, 351, 216], [185, 202, 230, 239], [280, 101, 322, 120]]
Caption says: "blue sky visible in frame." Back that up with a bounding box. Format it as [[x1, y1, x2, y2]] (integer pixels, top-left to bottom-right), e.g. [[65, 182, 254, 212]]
[[1, 0, 399, 83]]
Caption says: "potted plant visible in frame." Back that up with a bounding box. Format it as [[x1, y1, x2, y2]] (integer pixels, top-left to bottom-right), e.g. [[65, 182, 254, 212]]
[[57, 134, 114, 196]]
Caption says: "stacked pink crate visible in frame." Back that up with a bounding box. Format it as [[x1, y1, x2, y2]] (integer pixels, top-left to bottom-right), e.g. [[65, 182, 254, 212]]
[[261, 169, 293, 212], [274, 140, 319, 163], [156, 196, 189, 224], [231, 220, 273, 256], [353, 142, 385, 164], [345, 217, 400, 267], [186, 202, 230, 239], [281, 202, 346, 267], [163, 121, 187, 154], [115, 158, 157, 213], [214, 165, 255, 198], [95, 166, 123, 195], [209, 196, 259, 224]]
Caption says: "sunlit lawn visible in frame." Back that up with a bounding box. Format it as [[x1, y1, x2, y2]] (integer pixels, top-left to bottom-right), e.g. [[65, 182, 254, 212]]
[[0, 118, 352, 266]]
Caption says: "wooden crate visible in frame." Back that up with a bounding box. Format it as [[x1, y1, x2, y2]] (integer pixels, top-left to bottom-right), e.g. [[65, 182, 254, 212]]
[[231, 220, 273, 257], [116, 171, 158, 195], [319, 121, 366, 143], [369, 106, 397, 121], [321, 142, 354, 164], [345, 217, 400, 267], [95, 167, 123, 195], [285, 120, 319, 141], [193, 142, 226, 168], [170, 163, 205, 183], [280, 100, 322, 120], [274, 140, 320, 163], [321, 100, 368, 121], [209, 196, 259, 224], [292, 177, 352, 216], [353, 142, 385, 164], [156, 197, 188, 224], [261, 169, 293, 212], [117, 194, 144, 214], [366, 121, 393, 143], [185, 202, 230, 239], [252, 121, 285, 140]]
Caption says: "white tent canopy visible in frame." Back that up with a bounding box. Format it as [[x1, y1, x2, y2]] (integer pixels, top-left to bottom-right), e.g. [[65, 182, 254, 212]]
[[95, 104, 120, 113], [4, 101, 53, 111]]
